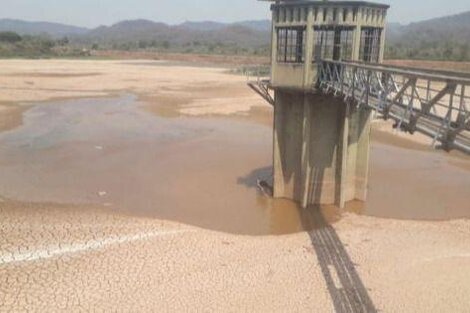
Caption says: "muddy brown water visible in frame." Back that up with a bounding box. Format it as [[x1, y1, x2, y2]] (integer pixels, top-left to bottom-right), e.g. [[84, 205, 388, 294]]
[[0, 94, 468, 235]]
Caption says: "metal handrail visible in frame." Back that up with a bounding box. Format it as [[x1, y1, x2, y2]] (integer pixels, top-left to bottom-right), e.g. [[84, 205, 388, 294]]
[[317, 60, 470, 154]]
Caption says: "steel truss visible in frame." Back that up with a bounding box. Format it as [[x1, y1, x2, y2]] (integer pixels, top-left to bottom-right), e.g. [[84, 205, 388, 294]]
[[248, 79, 274, 106], [318, 60, 470, 154]]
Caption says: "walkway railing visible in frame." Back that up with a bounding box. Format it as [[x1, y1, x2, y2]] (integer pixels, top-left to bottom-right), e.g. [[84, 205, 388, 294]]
[[318, 60, 470, 154]]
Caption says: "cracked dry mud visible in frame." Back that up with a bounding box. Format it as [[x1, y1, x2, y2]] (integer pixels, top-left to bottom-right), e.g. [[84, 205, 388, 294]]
[[1, 202, 469, 312]]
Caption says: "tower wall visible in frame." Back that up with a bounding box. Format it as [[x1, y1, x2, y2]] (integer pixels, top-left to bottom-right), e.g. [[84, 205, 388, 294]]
[[273, 90, 372, 208], [268, 1, 388, 208]]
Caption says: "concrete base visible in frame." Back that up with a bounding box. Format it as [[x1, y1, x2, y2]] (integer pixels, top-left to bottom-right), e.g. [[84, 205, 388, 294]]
[[273, 90, 372, 209]]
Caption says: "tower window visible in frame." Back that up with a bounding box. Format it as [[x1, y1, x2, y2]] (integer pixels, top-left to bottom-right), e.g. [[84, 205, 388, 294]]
[[314, 26, 354, 61], [277, 27, 306, 63], [359, 27, 382, 62]]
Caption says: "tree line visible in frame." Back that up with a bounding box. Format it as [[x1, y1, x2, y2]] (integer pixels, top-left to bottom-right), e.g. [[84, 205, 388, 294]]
[[0, 29, 468, 62], [0, 31, 88, 58]]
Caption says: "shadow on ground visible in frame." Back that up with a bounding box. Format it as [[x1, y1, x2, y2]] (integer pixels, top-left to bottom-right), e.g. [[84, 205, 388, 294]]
[[239, 165, 376, 312], [301, 207, 377, 313]]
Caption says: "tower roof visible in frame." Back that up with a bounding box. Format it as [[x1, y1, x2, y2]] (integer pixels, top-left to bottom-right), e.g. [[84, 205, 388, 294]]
[[261, 0, 390, 9]]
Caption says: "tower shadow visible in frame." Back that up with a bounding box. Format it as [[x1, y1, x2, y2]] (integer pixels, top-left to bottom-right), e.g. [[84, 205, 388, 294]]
[[295, 98, 376, 312], [300, 203, 377, 313], [238, 165, 377, 312]]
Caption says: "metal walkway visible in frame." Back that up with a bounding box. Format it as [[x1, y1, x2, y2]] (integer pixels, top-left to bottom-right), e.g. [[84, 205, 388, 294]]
[[318, 60, 470, 154], [248, 61, 470, 154]]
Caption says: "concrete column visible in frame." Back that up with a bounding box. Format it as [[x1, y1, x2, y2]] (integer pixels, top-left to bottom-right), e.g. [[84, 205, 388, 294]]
[[273, 92, 285, 198], [301, 94, 312, 208], [352, 8, 364, 62], [272, 91, 372, 209], [352, 24, 362, 61], [353, 108, 372, 200], [273, 91, 303, 200], [303, 6, 314, 87], [335, 102, 350, 208], [271, 10, 278, 82], [343, 106, 373, 202], [379, 25, 386, 63]]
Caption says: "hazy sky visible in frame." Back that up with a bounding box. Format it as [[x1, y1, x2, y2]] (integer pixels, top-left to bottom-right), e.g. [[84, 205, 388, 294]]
[[0, 0, 469, 28]]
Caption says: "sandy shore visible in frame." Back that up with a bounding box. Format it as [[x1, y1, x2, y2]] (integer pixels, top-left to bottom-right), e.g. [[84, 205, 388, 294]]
[[0, 59, 264, 113], [0, 59, 469, 312]]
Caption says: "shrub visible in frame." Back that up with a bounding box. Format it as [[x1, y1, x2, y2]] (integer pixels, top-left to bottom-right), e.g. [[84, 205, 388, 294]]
[[0, 32, 22, 43]]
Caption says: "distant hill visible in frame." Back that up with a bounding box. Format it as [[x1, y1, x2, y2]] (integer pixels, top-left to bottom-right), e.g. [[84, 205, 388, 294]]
[[0, 19, 88, 38], [235, 20, 271, 32], [179, 20, 271, 32], [0, 18, 270, 42], [74, 19, 270, 54], [80, 19, 270, 46], [385, 11, 470, 60], [0, 11, 469, 61], [179, 21, 227, 31], [83, 20, 170, 42], [387, 11, 470, 42]]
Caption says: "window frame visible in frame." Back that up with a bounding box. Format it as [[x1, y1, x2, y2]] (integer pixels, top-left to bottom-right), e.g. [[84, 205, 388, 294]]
[[359, 27, 382, 63], [313, 26, 355, 62], [276, 27, 307, 64]]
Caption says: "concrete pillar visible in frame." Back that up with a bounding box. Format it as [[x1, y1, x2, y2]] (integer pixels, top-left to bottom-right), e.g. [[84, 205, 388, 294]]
[[379, 25, 386, 63], [351, 108, 372, 200], [335, 101, 350, 208], [301, 95, 312, 208], [273, 92, 285, 198], [273, 90, 304, 200], [272, 91, 372, 209], [303, 7, 314, 86], [270, 10, 278, 83], [352, 22, 362, 61]]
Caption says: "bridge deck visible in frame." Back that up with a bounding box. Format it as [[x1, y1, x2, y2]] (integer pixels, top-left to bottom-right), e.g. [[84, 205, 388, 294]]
[[318, 60, 470, 154], [248, 61, 470, 154]]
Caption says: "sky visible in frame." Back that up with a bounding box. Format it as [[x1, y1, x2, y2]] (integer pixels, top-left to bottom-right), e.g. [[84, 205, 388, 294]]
[[0, 0, 469, 28]]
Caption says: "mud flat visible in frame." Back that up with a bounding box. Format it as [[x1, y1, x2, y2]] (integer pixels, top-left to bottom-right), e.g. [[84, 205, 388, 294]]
[[0, 103, 28, 132], [0, 60, 469, 312]]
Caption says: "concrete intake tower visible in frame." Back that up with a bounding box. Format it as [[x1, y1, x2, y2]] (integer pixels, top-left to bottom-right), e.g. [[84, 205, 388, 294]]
[[260, 1, 389, 208]]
